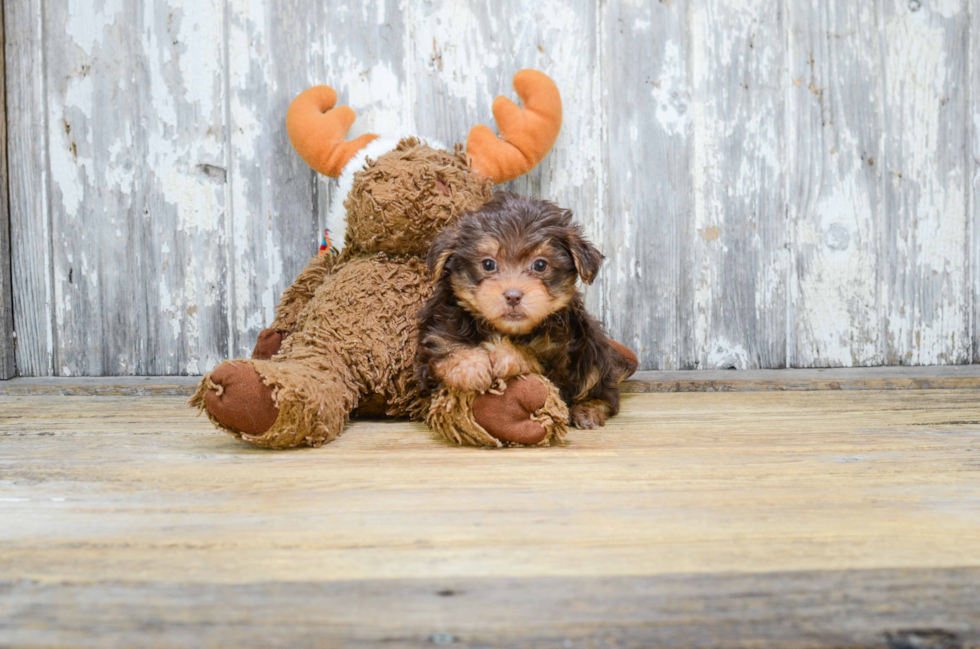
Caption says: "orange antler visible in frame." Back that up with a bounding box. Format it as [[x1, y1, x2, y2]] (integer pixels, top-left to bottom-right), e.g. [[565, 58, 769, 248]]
[[286, 86, 378, 178], [466, 70, 563, 183]]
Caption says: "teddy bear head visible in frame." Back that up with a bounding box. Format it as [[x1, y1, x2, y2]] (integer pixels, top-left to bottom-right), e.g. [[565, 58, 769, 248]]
[[285, 70, 563, 257], [343, 139, 491, 256]]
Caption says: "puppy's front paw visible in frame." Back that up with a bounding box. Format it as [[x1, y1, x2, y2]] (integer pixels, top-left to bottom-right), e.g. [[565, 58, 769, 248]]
[[570, 402, 609, 429], [486, 341, 539, 380], [438, 348, 494, 393]]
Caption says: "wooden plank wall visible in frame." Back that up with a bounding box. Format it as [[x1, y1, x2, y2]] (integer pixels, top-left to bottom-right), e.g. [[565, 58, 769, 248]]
[[3, 0, 978, 376], [0, 0, 12, 379]]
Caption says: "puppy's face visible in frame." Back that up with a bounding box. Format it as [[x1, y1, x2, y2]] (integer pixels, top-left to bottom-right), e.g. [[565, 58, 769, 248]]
[[428, 193, 603, 335], [450, 235, 575, 335]]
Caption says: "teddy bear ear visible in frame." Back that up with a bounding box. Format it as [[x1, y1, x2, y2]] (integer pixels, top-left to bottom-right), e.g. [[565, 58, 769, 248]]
[[466, 70, 562, 184], [286, 85, 379, 177]]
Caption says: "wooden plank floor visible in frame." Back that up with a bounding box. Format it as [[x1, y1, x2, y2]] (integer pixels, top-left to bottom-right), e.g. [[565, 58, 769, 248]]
[[2, 386, 980, 647]]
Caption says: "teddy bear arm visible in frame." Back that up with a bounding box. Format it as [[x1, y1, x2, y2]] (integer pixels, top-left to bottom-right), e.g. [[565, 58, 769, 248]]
[[269, 253, 339, 337]]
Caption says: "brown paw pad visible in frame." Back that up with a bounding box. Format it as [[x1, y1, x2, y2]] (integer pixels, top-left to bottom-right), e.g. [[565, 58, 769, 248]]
[[204, 362, 279, 436], [472, 375, 550, 445]]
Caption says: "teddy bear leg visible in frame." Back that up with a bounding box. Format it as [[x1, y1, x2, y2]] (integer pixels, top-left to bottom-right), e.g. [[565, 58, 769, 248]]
[[426, 375, 569, 447], [191, 351, 360, 449]]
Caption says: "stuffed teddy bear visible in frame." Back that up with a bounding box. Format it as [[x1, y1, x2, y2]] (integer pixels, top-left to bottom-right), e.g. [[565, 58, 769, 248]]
[[191, 69, 637, 449]]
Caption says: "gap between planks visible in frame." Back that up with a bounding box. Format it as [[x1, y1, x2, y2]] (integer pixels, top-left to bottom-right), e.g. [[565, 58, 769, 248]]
[[1, 365, 980, 396]]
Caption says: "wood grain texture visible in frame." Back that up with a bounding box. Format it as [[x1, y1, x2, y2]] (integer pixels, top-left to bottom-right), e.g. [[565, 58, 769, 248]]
[[2, 390, 980, 645], [5, 0, 53, 376], [599, 0, 694, 370], [622, 364, 980, 391], [3, 390, 980, 579], [0, 0, 13, 380], [691, 0, 787, 369], [787, 1, 883, 367], [3, 0, 980, 375], [5, 364, 980, 395], [9, 0, 233, 376], [0, 375, 202, 396], [881, 0, 971, 365], [2, 570, 979, 648], [973, 0, 979, 364]]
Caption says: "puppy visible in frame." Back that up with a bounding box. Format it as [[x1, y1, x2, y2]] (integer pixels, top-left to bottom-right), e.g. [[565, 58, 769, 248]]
[[416, 191, 621, 429]]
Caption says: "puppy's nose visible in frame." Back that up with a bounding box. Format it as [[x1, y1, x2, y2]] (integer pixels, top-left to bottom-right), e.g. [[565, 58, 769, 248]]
[[504, 289, 524, 306]]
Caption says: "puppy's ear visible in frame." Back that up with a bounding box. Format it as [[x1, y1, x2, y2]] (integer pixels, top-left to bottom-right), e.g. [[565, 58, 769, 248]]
[[427, 226, 458, 281], [566, 224, 604, 285]]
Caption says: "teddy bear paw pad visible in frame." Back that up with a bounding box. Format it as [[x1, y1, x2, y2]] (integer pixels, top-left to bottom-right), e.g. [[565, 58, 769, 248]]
[[204, 362, 279, 436]]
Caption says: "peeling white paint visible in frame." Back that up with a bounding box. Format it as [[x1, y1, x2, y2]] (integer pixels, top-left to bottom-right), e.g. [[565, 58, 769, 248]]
[[652, 41, 689, 137], [882, 4, 969, 364], [928, 0, 964, 19], [795, 166, 881, 365], [174, 0, 222, 118], [65, 0, 123, 56], [785, 0, 885, 369], [706, 339, 750, 370], [691, 0, 786, 369], [411, 2, 499, 114], [228, 1, 273, 344], [47, 115, 86, 219], [10, 0, 980, 375]]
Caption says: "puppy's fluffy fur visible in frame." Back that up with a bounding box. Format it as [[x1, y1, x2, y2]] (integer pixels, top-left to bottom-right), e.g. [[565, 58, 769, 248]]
[[416, 192, 621, 429]]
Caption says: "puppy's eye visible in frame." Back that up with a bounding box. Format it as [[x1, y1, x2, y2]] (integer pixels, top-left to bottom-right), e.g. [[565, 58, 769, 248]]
[[482, 259, 497, 272], [532, 259, 548, 272]]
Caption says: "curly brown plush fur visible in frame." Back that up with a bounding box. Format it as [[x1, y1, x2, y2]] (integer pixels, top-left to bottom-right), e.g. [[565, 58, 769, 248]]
[[191, 141, 494, 448], [344, 139, 491, 256], [416, 192, 621, 430]]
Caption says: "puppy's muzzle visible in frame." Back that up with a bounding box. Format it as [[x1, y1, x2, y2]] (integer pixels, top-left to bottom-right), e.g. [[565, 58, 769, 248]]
[[504, 289, 524, 306]]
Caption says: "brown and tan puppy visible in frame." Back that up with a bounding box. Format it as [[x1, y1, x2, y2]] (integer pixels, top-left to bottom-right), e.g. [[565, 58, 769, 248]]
[[417, 192, 622, 429]]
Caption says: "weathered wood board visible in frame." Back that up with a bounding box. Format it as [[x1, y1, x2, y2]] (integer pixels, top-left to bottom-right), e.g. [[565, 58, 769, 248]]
[[2, 389, 980, 645], [5, 364, 980, 396], [879, 0, 972, 366], [5, 0, 48, 378], [3, 0, 979, 375], [599, 0, 695, 370], [0, 1, 13, 379], [973, 0, 980, 364], [787, 0, 883, 367], [691, 0, 787, 370], [3, 570, 979, 648]]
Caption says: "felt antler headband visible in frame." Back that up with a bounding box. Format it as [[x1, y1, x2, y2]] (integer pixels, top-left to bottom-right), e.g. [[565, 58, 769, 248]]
[[285, 69, 563, 182], [285, 85, 379, 178], [465, 69, 563, 183]]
